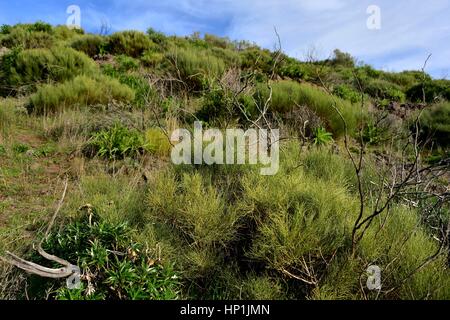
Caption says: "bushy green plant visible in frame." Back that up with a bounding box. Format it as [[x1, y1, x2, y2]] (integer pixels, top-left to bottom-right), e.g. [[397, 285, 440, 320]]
[[71, 34, 106, 57], [28, 75, 135, 115], [0, 46, 98, 96], [28, 212, 180, 300], [108, 31, 152, 57], [89, 124, 146, 159], [141, 50, 164, 67], [146, 28, 166, 45], [419, 102, 450, 145]]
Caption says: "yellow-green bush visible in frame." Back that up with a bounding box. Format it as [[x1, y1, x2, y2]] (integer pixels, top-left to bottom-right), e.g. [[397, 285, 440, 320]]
[[28, 75, 135, 115]]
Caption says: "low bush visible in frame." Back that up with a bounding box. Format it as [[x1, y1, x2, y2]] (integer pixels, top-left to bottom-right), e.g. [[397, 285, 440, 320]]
[[108, 31, 153, 57], [28, 75, 135, 115]]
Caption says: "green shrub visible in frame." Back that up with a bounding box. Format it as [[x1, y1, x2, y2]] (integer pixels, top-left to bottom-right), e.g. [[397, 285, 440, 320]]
[[28, 213, 180, 300], [141, 50, 164, 67], [88, 124, 146, 159], [28, 75, 135, 115], [108, 31, 152, 57], [0, 46, 98, 96], [116, 55, 140, 72], [419, 102, 450, 145], [71, 34, 106, 57]]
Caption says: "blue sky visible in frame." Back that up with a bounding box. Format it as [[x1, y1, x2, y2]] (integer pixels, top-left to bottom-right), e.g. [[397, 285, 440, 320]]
[[1, 0, 449, 78]]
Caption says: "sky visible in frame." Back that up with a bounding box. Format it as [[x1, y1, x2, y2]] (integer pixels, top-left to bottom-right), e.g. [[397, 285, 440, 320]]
[[1, 0, 449, 78]]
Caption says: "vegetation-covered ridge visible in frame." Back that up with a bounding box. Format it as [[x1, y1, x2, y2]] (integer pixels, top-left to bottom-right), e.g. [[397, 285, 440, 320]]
[[0, 22, 449, 300]]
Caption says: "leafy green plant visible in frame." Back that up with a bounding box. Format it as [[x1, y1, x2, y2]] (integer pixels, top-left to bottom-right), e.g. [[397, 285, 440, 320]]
[[28, 212, 180, 300], [89, 124, 146, 159], [313, 127, 334, 145], [12, 143, 29, 154]]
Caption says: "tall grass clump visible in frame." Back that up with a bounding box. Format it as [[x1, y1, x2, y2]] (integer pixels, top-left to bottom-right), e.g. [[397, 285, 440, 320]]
[[0, 46, 97, 96], [257, 81, 365, 136], [28, 75, 135, 115]]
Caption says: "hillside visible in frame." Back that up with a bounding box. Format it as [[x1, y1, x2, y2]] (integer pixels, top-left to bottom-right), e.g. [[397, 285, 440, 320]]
[[0, 22, 449, 300]]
